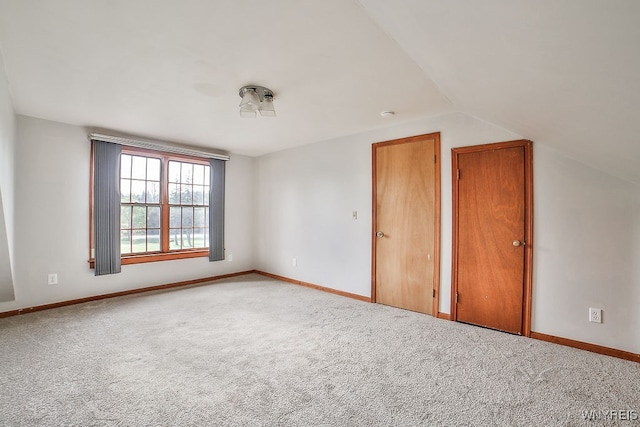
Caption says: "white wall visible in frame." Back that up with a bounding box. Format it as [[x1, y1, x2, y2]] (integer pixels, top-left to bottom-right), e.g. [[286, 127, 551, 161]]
[[533, 145, 640, 353], [0, 115, 255, 312], [256, 112, 640, 354], [256, 112, 520, 303], [255, 128, 372, 295], [0, 51, 15, 301]]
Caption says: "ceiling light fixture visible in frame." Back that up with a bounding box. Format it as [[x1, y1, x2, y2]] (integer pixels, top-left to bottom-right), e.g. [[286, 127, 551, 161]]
[[239, 85, 276, 118]]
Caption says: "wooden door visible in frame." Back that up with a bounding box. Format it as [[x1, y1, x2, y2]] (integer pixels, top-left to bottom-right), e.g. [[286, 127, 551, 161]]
[[452, 140, 533, 335], [372, 133, 440, 315]]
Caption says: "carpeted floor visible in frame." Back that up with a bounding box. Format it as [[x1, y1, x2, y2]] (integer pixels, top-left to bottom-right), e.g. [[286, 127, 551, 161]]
[[0, 274, 638, 426]]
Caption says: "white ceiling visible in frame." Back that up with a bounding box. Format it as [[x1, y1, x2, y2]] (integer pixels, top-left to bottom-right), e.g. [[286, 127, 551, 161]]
[[362, 0, 640, 183], [0, 0, 453, 156], [1, 1, 640, 182]]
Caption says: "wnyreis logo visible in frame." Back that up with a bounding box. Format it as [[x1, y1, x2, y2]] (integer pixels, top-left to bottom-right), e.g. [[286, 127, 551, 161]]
[[582, 410, 638, 421]]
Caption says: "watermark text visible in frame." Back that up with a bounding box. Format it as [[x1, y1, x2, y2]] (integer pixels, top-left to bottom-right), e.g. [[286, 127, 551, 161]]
[[582, 410, 638, 421]]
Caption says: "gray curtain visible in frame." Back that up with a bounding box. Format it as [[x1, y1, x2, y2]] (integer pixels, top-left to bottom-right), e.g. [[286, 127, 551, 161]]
[[209, 158, 225, 261], [93, 140, 122, 275]]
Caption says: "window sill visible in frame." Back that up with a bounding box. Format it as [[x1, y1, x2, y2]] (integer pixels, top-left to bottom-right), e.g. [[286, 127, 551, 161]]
[[89, 249, 208, 268]]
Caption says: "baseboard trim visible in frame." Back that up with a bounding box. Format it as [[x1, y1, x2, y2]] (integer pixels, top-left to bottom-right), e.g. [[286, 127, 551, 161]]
[[0, 270, 255, 319], [254, 270, 372, 303], [437, 312, 451, 320], [531, 331, 639, 363]]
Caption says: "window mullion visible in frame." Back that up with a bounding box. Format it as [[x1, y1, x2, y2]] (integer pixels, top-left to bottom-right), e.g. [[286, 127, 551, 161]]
[[161, 155, 170, 252]]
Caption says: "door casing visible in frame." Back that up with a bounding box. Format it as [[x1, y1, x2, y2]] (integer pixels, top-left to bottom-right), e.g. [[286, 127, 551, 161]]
[[451, 140, 533, 336]]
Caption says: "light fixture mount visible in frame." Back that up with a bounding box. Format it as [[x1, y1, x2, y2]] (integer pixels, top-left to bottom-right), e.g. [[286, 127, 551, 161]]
[[239, 85, 276, 118], [239, 85, 273, 100]]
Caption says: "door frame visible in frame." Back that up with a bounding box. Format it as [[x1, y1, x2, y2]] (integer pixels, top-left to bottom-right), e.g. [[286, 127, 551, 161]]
[[451, 139, 533, 336], [371, 132, 441, 313]]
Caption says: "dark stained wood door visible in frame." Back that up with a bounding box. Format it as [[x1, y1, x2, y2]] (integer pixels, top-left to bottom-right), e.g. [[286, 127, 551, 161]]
[[373, 133, 440, 315], [452, 141, 533, 335]]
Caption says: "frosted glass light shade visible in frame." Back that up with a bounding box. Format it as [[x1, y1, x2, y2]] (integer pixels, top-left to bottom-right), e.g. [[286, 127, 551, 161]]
[[239, 89, 260, 111], [259, 96, 276, 117], [240, 109, 257, 118]]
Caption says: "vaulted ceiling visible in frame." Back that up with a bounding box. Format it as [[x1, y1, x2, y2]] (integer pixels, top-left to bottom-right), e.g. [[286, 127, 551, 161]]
[[361, 0, 640, 183], [1, 1, 639, 182]]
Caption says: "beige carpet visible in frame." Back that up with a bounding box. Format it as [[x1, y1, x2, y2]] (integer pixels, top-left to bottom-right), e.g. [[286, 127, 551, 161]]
[[0, 274, 638, 426]]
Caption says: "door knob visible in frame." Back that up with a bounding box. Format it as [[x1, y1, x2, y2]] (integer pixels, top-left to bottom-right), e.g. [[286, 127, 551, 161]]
[[512, 240, 524, 247], [376, 231, 385, 238]]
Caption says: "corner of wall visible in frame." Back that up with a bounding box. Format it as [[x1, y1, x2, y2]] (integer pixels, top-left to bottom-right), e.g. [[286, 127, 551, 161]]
[[0, 48, 16, 301]]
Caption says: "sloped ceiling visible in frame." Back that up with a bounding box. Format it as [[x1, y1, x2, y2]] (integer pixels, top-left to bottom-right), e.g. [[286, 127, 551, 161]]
[[360, 0, 640, 183], [1, 1, 639, 183], [0, 0, 452, 156]]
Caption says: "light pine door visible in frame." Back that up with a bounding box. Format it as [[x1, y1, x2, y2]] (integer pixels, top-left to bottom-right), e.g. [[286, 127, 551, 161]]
[[452, 141, 533, 335], [373, 133, 440, 315]]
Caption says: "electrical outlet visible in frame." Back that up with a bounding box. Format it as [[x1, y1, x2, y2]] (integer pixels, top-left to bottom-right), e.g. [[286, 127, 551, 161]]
[[292, 258, 297, 267], [589, 307, 602, 323], [47, 273, 58, 285], [352, 210, 358, 220], [228, 253, 233, 262]]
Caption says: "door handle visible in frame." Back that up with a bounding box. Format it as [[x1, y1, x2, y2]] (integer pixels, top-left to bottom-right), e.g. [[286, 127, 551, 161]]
[[512, 240, 525, 247], [376, 231, 385, 238]]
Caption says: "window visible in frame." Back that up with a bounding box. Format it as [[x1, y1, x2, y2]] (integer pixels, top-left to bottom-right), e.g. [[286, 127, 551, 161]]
[[120, 154, 162, 254], [91, 145, 219, 267], [167, 160, 210, 250]]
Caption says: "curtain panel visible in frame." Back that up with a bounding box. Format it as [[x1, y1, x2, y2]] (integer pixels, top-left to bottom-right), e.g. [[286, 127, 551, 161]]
[[208, 158, 225, 261], [93, 140, 122, 275]]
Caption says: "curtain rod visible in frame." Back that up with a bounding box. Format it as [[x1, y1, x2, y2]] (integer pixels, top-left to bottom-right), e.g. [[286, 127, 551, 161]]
[[89, 133, 230, 161]]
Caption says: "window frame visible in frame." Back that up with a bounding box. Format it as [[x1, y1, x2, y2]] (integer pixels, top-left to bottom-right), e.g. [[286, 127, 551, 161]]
[[89, 146, 211, 267]]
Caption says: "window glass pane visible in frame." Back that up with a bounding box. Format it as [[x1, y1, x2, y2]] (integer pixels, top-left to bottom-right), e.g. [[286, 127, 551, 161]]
[[169, 207, 181, 228], [181, 184, 192, 204], [147, 158, 161, 181], [181, 162, 193, 184], [182, 207, 193, 227], [170, 228, 181, 249], [193, 228, 205, 248], [193, 185, 204, 205], [121, 206, 131, 228], [131, 180, 145, 203], [132, 230, 147, 253], [121, 230, 131, 254], [168, 161, 180, 184], [194, 207, 205, 227], [147, 181, 160, 203], [147, 229, 160, 252], [121, 155, 131, 179], [132, 206, 146, 229], [120, 179, 131, 203], [193, 164, 205, 185], [182, 229, 193, 248], [116, 155, 213, 257], [131, 156, 147, 180], [168, 183, 180, 204], [147, 206, 160, 228]]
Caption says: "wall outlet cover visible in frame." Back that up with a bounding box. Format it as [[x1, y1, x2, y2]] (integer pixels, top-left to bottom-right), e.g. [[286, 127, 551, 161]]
[[589, 307, 602, 323]]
